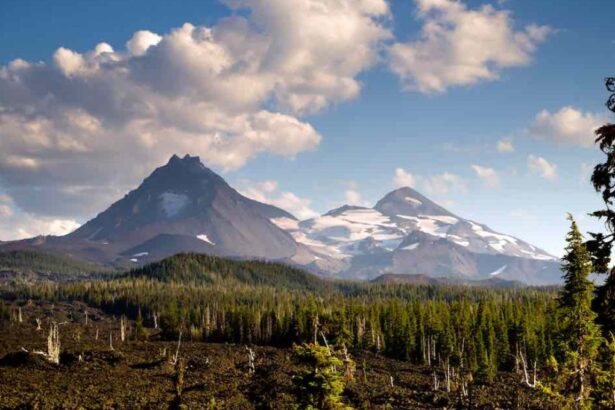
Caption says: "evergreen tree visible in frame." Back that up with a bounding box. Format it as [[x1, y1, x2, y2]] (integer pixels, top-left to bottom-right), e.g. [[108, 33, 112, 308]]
[[292, 343, 352, 410], [593, 333, 615, 408], [557, 215, 602, 408], [135, 308, 145, 341], [585, 77, 615, 334]]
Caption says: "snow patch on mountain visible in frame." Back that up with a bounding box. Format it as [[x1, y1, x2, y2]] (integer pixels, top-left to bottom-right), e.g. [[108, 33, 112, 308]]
[[405, 197, 422, 206], [296, 208, 405, 258], [401, 242, 420, 251], [271, 217, 300, 231], [281, 195, 557, 270], [197, 234, 215, 245], [159, 192, 190, 217], [489, 265, 508, 276]]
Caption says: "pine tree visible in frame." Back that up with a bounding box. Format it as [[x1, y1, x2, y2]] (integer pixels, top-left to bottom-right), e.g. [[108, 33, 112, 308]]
[[585, 77, 615, 334], [556, 215, 602, 408], [293, 343, 352, 410], [593, 333, 615, 408]]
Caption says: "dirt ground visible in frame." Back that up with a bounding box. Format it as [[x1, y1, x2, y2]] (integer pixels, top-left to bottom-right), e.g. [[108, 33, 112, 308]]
[[0, 300, 556, 410]]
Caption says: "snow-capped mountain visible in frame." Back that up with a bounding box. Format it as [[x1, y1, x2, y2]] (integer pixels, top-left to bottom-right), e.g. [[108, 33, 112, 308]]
[[273, 187, 560, 284], [1, 156, 561, 284]]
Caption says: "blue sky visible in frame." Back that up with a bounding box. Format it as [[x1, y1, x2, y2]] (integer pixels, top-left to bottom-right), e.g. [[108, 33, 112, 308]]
[[0, 0, 614, 256]]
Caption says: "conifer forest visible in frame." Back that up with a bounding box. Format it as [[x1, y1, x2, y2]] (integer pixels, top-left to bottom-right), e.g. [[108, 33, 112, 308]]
[[1, 3, 615, 408]]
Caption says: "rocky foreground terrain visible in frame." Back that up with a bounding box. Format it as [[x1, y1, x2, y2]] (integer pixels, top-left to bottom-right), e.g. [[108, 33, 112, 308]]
[[0, 300, 557, 409]]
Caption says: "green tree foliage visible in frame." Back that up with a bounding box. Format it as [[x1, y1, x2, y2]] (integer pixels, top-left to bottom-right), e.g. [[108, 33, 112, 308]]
[[134, 308, 145, 341], [594, 333, 615, 408], [585, 77, 615, 334], [556, 215, 602, 408], [128, 253, 328, 291], [0, 250, 112, 277], [293, 343, 352, 410], [7, 252, 560, 386], [0, 300, 9, 323]]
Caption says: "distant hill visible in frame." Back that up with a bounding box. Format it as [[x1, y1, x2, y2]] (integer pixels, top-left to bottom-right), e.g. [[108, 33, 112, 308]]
[[370, 273, 442, 285], [371, 273, 525, 288], [0, 250, 113, 279], [126, 252, 327, 291]]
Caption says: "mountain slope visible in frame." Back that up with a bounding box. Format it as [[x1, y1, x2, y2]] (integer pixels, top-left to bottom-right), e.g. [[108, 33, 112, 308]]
[[2, 155, 300, 266], [273, 187, 560, 284], [1, 157, 561, 284]]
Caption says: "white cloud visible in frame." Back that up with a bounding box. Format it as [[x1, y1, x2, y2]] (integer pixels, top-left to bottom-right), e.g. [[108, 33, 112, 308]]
[[529, 106, 608, 147], [344, 181, 371, 207], [0, 0, 390, 221], [496, 139, 514, 153], [126, 30, 163, 56], [388, 0, 551, 93], [471, 164, 500, 188], [0, 194, 80, 240], [392, 168, 466, 196], [421, 172, 467, 196], [0, 194, 13, 217], [239, 180, 318, 220], [527, 155, 557, 181], [393, 168, 417, 188], [0, 216, 80, 241], [53, 47, 87, 76]]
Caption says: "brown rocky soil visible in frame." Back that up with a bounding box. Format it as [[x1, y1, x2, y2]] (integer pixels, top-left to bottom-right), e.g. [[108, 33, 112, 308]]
[[0, 300, 556, 409]]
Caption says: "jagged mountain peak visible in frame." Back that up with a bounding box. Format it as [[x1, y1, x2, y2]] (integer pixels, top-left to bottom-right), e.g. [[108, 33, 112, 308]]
[[374, 186, 456, 218], [60, 155, 298, 262], [142, 154, 227, 190], [165, 154, 208, 171]]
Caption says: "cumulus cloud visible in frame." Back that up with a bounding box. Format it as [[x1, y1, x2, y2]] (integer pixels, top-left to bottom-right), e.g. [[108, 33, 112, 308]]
[[343, 181, 371, 207], [496, 140, 514, 153], [393, 168, 418, 188], [0, 195, 13, 218], [527, 155, 557, 181], [0, 0, 390, 226], [421, 172, 467, 196], [126, 30, 162, 56], [0, 215, 80, 241], [239, 180, 318, 220], [0, 194, 80, 241], [471, 164, 500, 188], [388, 0, 551, 93], [392, 168, 466, 196], [529, 106, 608, 147]]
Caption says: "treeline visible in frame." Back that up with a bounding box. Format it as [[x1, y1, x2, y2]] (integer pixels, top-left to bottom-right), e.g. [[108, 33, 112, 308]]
[[10, 271, 559, 384], [126, 252, 328, 291], [0, 250, 112, 276]]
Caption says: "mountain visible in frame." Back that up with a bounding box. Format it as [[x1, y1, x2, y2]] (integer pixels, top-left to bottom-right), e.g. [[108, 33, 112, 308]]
[[0, 156, 561, 284], [272, 187, 560, 284], [1, 155, 303, 266]]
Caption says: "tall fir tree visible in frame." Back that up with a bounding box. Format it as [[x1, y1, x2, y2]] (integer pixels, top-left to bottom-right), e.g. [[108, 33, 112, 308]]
[[586, 77, 615, 334], [557, 215, 602, 409]]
